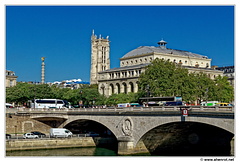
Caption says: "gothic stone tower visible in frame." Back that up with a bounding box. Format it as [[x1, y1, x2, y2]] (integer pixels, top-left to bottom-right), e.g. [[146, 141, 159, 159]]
[[90, 30, 110, 84]]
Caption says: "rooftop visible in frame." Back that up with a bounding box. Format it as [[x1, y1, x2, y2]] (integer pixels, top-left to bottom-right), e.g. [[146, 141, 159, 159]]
[[121, 45, 209, 59]]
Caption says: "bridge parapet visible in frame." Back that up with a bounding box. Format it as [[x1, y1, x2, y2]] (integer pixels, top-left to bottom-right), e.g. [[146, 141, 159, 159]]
[[6, 106, 234, 114]]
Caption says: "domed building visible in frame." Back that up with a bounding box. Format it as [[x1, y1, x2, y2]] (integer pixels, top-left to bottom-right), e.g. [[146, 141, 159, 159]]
[[90, 32, 223, 97]]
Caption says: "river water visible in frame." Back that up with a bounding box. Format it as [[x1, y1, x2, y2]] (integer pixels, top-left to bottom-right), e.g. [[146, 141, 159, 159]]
[[6, 147, 119, 156], [6, 147, 153, 156]]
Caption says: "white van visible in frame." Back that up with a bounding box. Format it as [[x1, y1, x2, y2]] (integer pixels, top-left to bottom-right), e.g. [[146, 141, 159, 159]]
[[50, 128, 73, 138]]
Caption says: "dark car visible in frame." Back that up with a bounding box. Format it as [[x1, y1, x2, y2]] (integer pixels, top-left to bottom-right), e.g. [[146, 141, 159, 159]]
[[31, 131, 46, 137], [6, 134, 11, 139], [86, 132, 100, 137]]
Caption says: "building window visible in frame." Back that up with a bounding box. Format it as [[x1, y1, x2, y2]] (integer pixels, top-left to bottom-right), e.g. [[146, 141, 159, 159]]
[[9, 80, 13, 87], [130, 82, 134, 93], [116, 83, 120, 94]]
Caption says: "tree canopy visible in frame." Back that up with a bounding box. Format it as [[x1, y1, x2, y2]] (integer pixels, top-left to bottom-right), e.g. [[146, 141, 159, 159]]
[[6, 83, 106, 106], [138, 58, 234, 104]]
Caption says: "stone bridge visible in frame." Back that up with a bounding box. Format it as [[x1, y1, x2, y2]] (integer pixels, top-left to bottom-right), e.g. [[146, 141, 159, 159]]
[[7, 106, 234, 155]]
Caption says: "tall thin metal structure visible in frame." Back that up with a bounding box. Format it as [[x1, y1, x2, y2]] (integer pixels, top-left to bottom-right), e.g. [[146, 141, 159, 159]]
[[41, 57, 45, 84]]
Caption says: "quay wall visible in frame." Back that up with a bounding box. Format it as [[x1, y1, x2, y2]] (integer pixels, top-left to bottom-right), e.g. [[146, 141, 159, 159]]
[[6, 137, 150, 155], [6, 137, 96, 151]]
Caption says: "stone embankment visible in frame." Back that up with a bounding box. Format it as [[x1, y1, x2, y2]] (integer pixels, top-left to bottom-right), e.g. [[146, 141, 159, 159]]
[[6, 137, 96, 151], [6, 137, 150, 155]]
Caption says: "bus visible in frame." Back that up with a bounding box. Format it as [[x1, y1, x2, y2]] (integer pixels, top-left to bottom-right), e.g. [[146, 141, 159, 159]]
[[200, 101, 219, 106], [29, 99, 70, 108], [139, 96, 182, 107]]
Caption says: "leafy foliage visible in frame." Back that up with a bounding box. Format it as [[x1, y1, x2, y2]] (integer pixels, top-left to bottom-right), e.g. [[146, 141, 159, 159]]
[[6, 82, 106, 106], [105, 92, 139, 106], [138, 58, 234, 103]]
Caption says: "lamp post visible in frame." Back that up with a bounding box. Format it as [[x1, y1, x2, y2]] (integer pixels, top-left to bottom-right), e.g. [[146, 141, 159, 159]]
[[145, 85, 150, 107], [146, 84, 150, 97], [79, 90, 83, 108], [206, 88, 208, 106]]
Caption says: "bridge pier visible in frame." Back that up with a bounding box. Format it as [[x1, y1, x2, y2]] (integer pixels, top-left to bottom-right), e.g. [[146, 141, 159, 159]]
[[117, 137, 149, 155], [117, 137, 135, 155], [230, 137, 234, 156]]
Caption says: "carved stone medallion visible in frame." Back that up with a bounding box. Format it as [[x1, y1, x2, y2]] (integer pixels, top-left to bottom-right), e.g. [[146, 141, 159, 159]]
[[122, 117, 133, 136]]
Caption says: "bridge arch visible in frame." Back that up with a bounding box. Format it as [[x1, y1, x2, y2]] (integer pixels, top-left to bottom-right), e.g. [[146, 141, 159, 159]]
[[61, 115, 121, 139], [136, 121, 234, 156], [132, 116, 234, 146]]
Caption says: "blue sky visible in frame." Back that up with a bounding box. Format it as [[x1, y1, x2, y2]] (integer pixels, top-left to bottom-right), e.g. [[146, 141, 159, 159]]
[[6, 6, 234, 82]]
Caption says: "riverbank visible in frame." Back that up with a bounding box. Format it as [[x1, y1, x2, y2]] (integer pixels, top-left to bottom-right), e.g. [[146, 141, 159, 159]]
[[6, 137, 96, 151], [6, 137, 150, 156]]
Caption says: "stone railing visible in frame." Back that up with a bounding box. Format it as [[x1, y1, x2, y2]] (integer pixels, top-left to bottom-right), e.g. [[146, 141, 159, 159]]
[[6, 106, 234, 114]]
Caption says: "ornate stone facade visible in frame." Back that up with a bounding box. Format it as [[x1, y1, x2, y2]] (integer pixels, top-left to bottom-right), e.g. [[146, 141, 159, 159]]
[[216, 66, 234, 87], [6, 70, 18, 87], [90, 34, 223, 97], [90, 30, 110, 84]]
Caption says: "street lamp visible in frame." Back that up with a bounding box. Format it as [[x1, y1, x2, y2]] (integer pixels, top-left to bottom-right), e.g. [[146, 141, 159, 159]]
[[146, 84, 150, 97], [145, 85, 150, 107], [79, 90, 83, 108]]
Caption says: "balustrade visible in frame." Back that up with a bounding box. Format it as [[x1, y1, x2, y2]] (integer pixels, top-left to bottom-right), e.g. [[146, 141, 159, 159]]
[[6, 105, 234, 114]]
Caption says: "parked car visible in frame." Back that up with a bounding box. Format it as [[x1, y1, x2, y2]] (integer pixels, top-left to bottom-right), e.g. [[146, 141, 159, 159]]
[[216, 103, 233, 106], [6, 103, 13, 108], [31, 131, 46, 137], [86, 132, 100, 137], [23, 133, 39, 139], [6, 134, 11, 139]]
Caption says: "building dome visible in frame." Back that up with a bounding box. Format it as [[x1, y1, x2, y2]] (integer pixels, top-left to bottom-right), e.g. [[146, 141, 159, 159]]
[[121, 44, 208, 59]]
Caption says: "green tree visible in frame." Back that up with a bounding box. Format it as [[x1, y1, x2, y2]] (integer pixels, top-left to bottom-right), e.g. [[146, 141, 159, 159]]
[[6, 82, 32, 105], [213, 76, 234, 102], [138, 58, 234, 104], [139, 58, 192, 98], [105, 92, 139, 106]]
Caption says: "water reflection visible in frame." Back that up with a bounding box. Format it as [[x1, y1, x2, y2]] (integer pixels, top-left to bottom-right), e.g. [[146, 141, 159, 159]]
[[6, 147, 117, 156]]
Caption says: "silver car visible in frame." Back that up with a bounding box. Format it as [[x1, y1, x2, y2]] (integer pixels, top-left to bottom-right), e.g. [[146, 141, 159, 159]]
[[23, 133, 39, 139]]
